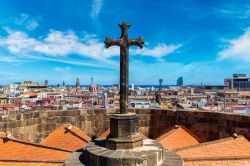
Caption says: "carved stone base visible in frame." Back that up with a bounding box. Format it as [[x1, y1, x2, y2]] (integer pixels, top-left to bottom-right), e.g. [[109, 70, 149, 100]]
[[106, 113, 143, 150], [85, 139, 167, 166]]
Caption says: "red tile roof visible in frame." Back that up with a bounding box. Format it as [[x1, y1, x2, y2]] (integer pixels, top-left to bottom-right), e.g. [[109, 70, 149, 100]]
[[176, 135, 250, 166], [156, 125, 200, 150], [184, 159, 250, 166], [176, 136, 250, 159], [24, 92, 37, 97], [0, 161, 63, 166], [0, 132, 70, 164], [0, 132, 6, 138], [42, 124, 91, 151], [98, 129, 110, 139]]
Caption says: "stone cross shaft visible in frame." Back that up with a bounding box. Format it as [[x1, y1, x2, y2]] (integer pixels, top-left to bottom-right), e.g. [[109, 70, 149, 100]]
[[104, 22, 144, 114]]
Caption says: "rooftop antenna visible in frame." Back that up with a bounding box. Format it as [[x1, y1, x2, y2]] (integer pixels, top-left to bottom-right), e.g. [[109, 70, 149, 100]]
[[91, 76, 94, 108], [91, 76, 94, 86], [159, 79, 163, 90]]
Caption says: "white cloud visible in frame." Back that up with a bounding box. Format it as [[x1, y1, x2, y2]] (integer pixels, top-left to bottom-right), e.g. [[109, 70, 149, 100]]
[[28, 55, 110, 68], [54, 66, 71, 73], [91, 0, 103, 19], [219, 28, 250, 61], [0, 55, 26, 63], [0, 28, 181, 68], [15, 13, 39, 31], [26, 20, 39, 31], [0, 28, 118, 61], [1, 27, 39, 53], [131, 43, 181, 58], [34, 30, 79, 56]]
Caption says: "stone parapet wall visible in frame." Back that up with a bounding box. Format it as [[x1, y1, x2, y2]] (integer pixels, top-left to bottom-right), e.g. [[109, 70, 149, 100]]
[[0, 109, 116, 143], [0, 108, 249, 143], [147, 109, 250, 142]]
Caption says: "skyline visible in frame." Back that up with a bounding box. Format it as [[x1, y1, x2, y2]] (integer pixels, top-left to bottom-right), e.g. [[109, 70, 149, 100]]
[[1, 0, 250, 85]]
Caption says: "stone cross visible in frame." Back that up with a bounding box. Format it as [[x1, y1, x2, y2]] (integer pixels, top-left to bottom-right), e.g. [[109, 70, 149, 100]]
[[104, 22, 144, 114]]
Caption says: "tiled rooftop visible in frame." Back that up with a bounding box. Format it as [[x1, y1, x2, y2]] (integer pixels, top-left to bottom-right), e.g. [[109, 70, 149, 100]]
[[184, 159, 250, 166], [156, 125, 200, 150], [0, 162, 64, 166], [176, 136, 250, 159], [0, 132, 70, 164], [24, 91, 37, 96], [1, 124, 249, 166], [176, 135, 250, 166], [42, 124, 91, 151], [0, 132, 6, 138], [98, 129, 110, 139]]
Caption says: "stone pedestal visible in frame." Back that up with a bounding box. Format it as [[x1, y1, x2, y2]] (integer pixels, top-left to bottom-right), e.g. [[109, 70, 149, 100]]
[[83, 112, 184, 166], [106, 113, 143, 150], [85, 139, 166, 166]]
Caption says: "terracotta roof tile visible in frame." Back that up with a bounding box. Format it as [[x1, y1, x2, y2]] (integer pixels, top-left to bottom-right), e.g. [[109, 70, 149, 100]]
[[24, 92, 37, 96], [0, 161, 63, 166], [0, 132, 6, 138], [98, 129, 110, 139], [156, 126, 200, 150], [185, 159, 250, 166], [0, 133, 70, 163], [42, 124, 91, 151], [177, 136, 250, 160]]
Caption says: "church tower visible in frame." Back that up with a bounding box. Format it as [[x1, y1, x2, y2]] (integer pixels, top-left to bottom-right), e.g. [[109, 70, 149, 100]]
[[76, 77, 80, 95]]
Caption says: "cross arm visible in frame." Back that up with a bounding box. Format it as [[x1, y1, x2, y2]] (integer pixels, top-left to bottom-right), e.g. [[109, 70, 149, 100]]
[[104, 36, 122, 48], [128, 36, 144, 49]]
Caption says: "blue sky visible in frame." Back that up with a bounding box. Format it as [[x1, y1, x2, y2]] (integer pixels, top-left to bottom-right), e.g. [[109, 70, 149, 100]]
[[1, 0, 250, 85]]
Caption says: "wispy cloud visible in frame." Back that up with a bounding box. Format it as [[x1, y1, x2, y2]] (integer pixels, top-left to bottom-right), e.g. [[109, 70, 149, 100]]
[[215, 4, 250, 19], [131, 43, 181, 58], [219, 27, 250, 61], [0, 55, 26, 63], [0, 28, 119, 67], [0, 28, 181, 68], [15, 13, 39, 30], [90, 0, 103, 19], [54, 66, 71, 73]]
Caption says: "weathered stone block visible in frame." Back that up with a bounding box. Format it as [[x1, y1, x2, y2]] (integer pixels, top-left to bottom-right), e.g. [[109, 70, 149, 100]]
[[2, 116, 7, 122], [32, 112, 39, 118], [23, 113, 31, 119], [7, 114, 17, 121], [40, 112, 48, 119], [66, 110, 76, 116], [80, 109, 87, 115], [8, 121, 17, 128]]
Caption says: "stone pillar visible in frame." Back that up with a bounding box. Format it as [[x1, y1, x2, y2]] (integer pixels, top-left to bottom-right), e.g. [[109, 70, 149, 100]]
[[106, 113, 143, 150]]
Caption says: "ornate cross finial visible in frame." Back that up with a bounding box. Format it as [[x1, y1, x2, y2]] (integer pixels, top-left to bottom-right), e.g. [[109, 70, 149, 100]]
[[104, 22, 144, 114]]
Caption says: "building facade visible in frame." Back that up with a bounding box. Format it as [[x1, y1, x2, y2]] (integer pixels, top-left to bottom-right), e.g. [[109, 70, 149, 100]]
[[177, 77, 183, 86], [224, 74, 250, 90]]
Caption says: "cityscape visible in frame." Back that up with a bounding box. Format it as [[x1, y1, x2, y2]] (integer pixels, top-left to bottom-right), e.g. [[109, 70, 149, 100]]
[[0, 1, 250, 166], [1, 74, 250, 115]]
